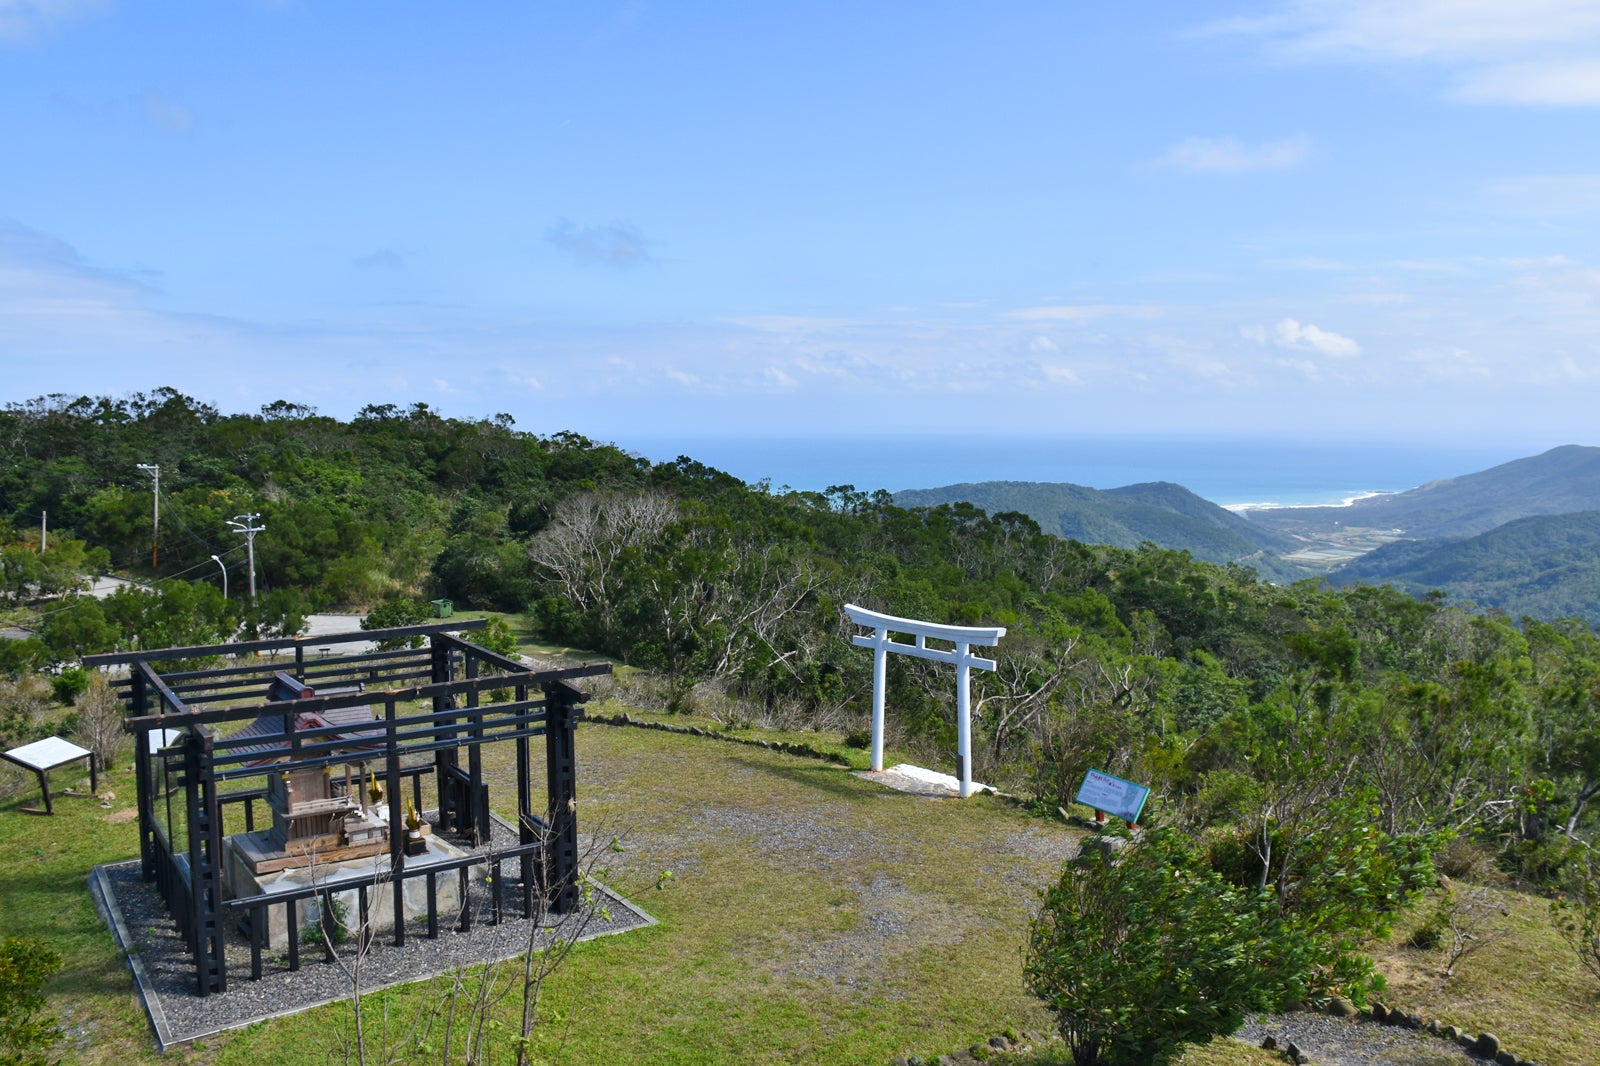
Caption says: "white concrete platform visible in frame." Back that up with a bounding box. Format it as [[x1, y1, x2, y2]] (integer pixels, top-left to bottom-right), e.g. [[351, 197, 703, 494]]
[[853, 762, 991, 799]]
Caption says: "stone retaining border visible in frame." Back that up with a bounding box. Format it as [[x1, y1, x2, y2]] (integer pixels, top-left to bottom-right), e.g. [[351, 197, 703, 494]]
[[585, 711, 849, 764], [1356, 996, 1542, 1066]]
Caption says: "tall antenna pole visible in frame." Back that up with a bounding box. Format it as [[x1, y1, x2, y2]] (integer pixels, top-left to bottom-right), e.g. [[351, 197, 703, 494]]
[[227, 513, 265, 601], [136, 464, 160, 567], [40, 511, 46, 553]]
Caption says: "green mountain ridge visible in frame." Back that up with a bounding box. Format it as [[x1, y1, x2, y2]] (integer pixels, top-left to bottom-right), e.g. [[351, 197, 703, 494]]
[[1245, 444, 1600, 540], [1328, 510, 1600, 620], [892, 479, 1305, 579]]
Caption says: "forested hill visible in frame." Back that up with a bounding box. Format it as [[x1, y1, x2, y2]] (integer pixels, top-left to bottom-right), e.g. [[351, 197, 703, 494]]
[[1328, 510, 1600, 620], [1246, 444, 1600, 539], [893, 479, 1305, 578], [6, 389, 1600, 897]]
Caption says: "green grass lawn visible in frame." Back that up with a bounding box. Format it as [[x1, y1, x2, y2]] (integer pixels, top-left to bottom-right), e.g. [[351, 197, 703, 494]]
[[3, 710, 1598, 1065]]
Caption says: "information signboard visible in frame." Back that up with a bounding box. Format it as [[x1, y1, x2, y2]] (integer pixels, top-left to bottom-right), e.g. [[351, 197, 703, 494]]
[[1074, 769, 1150, 824]]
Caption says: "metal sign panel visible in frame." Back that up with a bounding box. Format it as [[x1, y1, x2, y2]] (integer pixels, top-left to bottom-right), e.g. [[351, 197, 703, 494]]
[[1075, 769, 1150, 824]]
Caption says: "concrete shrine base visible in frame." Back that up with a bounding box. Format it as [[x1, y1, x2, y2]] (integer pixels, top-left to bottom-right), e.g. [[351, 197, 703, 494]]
[[222, 831, 472, 950]]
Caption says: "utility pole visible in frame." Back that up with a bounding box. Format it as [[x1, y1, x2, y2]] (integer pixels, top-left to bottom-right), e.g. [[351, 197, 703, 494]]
[[136, 463, 160, 567], [210, 554, 228, 600], [40, 511, 46, 553], [226, 514, 264, 601]]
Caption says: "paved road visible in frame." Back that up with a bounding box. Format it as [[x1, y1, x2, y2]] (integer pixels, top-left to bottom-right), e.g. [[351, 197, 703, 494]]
[[299, 613, 376, 654]]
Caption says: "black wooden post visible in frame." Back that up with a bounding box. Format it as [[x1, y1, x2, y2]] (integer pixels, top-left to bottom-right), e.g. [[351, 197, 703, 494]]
[[431, 637, 459, 832], [131, 669, 156, 881], [466, 653, 485, 845], [516, 682, 534, 918], [185, 727, 226, 995], [135, 727, 155, 880], [543, 680, 583, 914], [386, 695, 406, 946]]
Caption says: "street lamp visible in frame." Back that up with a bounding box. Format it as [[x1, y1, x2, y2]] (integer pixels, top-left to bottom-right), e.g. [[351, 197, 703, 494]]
[[210, 554, 227, 600], [135, 463, 159, 567], [226, 513, 264, 601]]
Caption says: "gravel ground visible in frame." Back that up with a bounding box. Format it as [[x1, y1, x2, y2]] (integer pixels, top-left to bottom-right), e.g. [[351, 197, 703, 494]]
[[92, 817, 654, 1050], [1234, 1012, 1488, 1066]]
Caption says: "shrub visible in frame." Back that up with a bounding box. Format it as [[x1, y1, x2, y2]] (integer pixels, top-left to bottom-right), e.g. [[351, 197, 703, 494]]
[[1026, 829, 1298, 1066], [360, 598, 432, 649], [1438, 835, 1498, 882], [0, 936, 62, 1066], [1554, 867, 1600, 991], [48, 666, 88, 705]]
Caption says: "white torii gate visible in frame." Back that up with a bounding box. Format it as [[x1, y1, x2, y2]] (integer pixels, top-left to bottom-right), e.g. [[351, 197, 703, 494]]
[[844, 603, 1006, 798]]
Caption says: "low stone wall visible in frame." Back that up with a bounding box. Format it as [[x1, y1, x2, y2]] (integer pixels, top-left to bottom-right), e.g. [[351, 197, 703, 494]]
[[585, 711, 847, 764]]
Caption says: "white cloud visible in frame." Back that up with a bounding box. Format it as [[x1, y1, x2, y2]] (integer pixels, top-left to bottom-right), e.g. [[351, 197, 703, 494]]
[[1268, 256, 1348, 271], [1028, 335, 1059, 353], [1006, 304, 1161, 321], [0, 0, 108, 44], [1406, 346, 1492, 381], [1387, 258, 1468, 274], [1244, 315, 1361, 357], [1456, 59, 1600, 103], [354, 249, 406, 271], [1338, 292, 1411, 305], [1486, 174, 1600, 216], [1041, 363, 1081, 384], [1213, 0, 1600, 106], [144, 93, 193, 134], [1274, 317, 1361, 357], [665, 368, 699, 386], [1155, 135, 1312, 174], [725, 314, 860, 334], [546, 220, 650, 268]]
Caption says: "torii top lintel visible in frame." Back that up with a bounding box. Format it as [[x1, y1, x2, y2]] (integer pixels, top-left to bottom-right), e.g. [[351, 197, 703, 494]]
[[843, 604, 1004, 665]]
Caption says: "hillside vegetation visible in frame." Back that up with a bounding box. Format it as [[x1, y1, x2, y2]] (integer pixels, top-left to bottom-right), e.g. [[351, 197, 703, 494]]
[[893, 480, 1305, 580], [5, 390, 1600, 1062], [1330, 511, 1600, 619]]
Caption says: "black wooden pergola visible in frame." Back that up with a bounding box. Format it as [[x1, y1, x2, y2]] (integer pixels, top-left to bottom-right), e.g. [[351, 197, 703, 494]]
[[86, 620, 610, 997]]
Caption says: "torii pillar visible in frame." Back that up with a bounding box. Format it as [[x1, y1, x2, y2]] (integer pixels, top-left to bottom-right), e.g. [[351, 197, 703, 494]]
[[844, 604, 1006, 798]]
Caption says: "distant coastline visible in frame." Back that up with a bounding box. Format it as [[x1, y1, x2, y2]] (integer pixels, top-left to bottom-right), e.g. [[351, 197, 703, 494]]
[[626, 434, 1523, 511], [1225, 490, 1394, 513]]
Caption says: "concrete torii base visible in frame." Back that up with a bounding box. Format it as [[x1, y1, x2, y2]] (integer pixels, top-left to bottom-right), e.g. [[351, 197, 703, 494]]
[[855, 763, 992, 799]]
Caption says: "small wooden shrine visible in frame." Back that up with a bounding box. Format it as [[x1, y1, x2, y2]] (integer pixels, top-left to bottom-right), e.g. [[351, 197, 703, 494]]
[[88, 620, 609, 996]]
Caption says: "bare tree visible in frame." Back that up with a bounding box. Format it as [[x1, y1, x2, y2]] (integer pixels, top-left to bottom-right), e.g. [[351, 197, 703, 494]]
[[1438, 885, 1510, 981], [527, 490, 677, 632], [73, 672, 126, 773]]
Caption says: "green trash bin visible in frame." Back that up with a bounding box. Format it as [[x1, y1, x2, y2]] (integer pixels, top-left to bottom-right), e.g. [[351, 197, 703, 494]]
[[431, 598, 454, 619]]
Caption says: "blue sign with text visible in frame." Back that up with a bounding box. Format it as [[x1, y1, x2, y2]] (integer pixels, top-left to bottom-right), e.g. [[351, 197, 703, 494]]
[[1075, 769, 1150, 824]]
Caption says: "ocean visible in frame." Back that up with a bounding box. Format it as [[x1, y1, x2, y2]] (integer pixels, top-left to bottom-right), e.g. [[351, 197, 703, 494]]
[[624, 435, 1553, 510]]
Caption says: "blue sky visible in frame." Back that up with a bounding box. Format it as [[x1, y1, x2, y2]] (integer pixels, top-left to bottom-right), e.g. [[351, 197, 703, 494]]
[[4, 1, 1600, 458]]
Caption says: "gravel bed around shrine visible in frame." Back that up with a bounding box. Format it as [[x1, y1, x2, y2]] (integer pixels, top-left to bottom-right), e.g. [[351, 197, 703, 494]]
[[1234, 1011, 1486, 1066], [90, 816, 654, 1050]]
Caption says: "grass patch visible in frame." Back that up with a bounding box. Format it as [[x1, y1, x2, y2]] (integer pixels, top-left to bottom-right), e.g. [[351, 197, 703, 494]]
[[6, 707, 1598, 1065], [1370, 880, 1598, 1066]]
